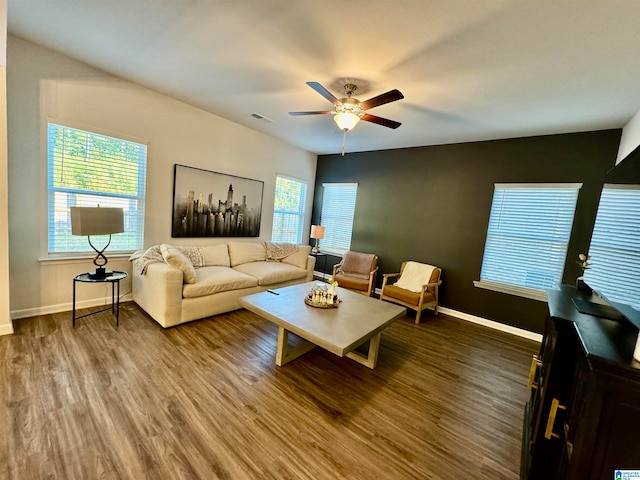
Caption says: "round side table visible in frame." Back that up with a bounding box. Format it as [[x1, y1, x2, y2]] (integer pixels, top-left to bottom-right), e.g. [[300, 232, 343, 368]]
[[72, 271, 127, 327]]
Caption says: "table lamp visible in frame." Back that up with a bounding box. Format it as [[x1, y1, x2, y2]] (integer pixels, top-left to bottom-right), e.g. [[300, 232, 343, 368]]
[[310, 225, 325, 254], [71, 206, 124, 279]]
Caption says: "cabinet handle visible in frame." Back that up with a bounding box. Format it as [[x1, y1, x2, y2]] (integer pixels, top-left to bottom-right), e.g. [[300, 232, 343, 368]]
[[527, 355, 543, 390], [544, 397, 567, 439]]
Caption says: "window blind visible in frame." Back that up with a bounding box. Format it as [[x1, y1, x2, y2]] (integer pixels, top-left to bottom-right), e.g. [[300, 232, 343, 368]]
[[271, 175, 307, 243], [480, 184, 580, 291], [584, 185, 640, 309], [47, 123, 147, 253], [320, 183, 358, 254]]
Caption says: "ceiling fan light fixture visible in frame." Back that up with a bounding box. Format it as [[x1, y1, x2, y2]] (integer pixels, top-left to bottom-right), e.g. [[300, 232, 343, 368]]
[[334, 112, 361, 131]]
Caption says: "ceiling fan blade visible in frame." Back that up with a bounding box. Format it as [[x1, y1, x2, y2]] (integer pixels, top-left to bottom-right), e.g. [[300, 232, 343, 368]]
[[289, 111, 333, 116], [359, 89, 404, 111], [361, 113, 402, 129], [306, 82, 341, 106]]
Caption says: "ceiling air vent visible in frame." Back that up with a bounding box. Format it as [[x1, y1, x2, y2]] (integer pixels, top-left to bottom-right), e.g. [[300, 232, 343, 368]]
[[249, 113, 275, 124]]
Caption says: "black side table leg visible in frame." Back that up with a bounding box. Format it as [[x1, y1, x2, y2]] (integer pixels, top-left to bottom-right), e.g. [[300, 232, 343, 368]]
[[72, 280, 77, 327], [116, 279, 120, 327], [111, 281, 115, 315]]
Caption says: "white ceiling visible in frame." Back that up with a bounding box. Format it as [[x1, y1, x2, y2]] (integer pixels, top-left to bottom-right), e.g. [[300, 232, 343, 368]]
[[8, 0, 640, 155]]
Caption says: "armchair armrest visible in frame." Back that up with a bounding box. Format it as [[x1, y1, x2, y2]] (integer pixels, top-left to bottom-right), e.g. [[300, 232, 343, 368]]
[[420, 279, 443, 291], [382, 272, 400, 280], [381, 271, 400, 289], [332, 262, 342, 277]]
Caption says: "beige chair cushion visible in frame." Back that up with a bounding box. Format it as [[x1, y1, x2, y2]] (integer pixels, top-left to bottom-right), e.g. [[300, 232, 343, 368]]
[[228, 241, 267, 266], [202, 244, 231, 267], [334, 273, 369, 292], [160, 243, 197, 284], [382, 285, 436, 306]]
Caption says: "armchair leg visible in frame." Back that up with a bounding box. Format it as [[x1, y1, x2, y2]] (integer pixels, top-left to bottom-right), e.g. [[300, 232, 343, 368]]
[[415, 309, 422, 324]]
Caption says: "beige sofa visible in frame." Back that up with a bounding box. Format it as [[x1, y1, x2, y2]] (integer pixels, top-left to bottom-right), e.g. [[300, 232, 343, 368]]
[[132, 241, 315, 328]]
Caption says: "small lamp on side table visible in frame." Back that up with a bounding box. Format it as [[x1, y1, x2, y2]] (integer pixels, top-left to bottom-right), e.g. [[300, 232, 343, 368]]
[[310, 225, 325, 254], [71, 206, 124, 279]]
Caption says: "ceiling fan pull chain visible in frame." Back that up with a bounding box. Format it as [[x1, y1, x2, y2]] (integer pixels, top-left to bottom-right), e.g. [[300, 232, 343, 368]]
[[341, 129, 347, 156]]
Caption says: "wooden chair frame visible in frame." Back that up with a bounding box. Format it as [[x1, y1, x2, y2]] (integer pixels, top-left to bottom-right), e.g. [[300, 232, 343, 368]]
[[380, 261, 442, 324]]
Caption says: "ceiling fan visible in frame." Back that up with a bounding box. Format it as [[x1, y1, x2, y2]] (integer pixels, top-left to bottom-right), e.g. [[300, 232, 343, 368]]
[[289, 82, 404, 155], [289, 82, 404, 132]]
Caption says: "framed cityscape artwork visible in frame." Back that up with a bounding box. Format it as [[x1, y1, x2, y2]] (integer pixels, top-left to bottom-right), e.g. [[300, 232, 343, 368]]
[[171, 164, 263, 237]]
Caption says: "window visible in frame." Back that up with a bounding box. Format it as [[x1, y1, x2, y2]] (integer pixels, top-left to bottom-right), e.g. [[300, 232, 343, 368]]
[[584, 185, 640, 309], [319, 183, 358, 254], [271, 175, 307, 243], [475, 183, 581, 300], [47, 123, 147, 254]]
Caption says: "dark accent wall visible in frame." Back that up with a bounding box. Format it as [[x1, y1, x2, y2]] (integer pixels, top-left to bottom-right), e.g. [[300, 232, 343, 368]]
[[312, 130, 622, 333]]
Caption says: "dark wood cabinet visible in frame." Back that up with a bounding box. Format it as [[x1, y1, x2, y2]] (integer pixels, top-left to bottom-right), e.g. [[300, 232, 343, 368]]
[[521, 285, 640, 480]]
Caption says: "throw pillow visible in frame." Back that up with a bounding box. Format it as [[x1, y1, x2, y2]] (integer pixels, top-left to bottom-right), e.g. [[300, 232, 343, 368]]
[[265, 242, 299, 261], [281, 245, 311, 270], [160, 243, 197, 284]]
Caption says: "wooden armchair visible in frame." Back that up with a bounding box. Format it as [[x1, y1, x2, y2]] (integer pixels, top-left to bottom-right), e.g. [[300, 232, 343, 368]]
[[380, 261, 442, 324], [331, 251, 379, 296]]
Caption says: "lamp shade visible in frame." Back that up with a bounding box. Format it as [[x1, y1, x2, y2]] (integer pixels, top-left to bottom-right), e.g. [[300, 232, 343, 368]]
[[334, 112, 361, 131], [71, 207, 124, 236], [310, 225, 325, 240]]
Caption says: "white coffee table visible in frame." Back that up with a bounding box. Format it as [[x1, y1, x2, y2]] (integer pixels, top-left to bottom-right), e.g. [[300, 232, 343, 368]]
[[240, 282, 407, 369]]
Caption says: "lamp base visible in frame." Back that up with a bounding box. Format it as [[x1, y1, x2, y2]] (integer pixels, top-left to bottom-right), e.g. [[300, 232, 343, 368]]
[[89, 267, 112, 279]]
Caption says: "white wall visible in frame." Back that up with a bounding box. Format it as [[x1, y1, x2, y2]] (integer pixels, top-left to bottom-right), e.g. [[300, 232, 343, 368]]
[[616, 109, 640, 164], [7, 35, 316, 319], [0, 0, 12, 335]]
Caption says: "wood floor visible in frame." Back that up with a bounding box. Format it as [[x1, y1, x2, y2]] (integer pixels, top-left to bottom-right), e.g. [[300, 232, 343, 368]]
[[0, 302, 539, 480]]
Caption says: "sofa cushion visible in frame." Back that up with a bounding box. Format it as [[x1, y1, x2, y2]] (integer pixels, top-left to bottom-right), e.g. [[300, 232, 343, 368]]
[[160, 244, 197, 284], [202, 244, 231, 267], [233, 262, 307, 286], [228, 242, 266, 267], [182, 266, 258, 298], [281, 245, 312, 270]]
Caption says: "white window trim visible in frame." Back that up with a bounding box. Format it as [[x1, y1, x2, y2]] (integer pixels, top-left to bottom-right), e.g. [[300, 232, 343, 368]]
[[319, 182, 358, 256], [474, 182, 582, 300], [43, 117, 148, 257], [583, 183, 640, 310], [271, 174, 308, 244], [494, 182, 583, 189], [320, 246, 348, 256], [473, 279, 548, 302]]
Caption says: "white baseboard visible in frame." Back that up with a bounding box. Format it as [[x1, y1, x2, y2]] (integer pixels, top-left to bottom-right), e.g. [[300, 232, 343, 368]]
[[437, 306, 542, 342], [11, 288, 542, 343], [374, 288, 542, 342], [11, 293, 133, 321], [0, 323, 15, 336]]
